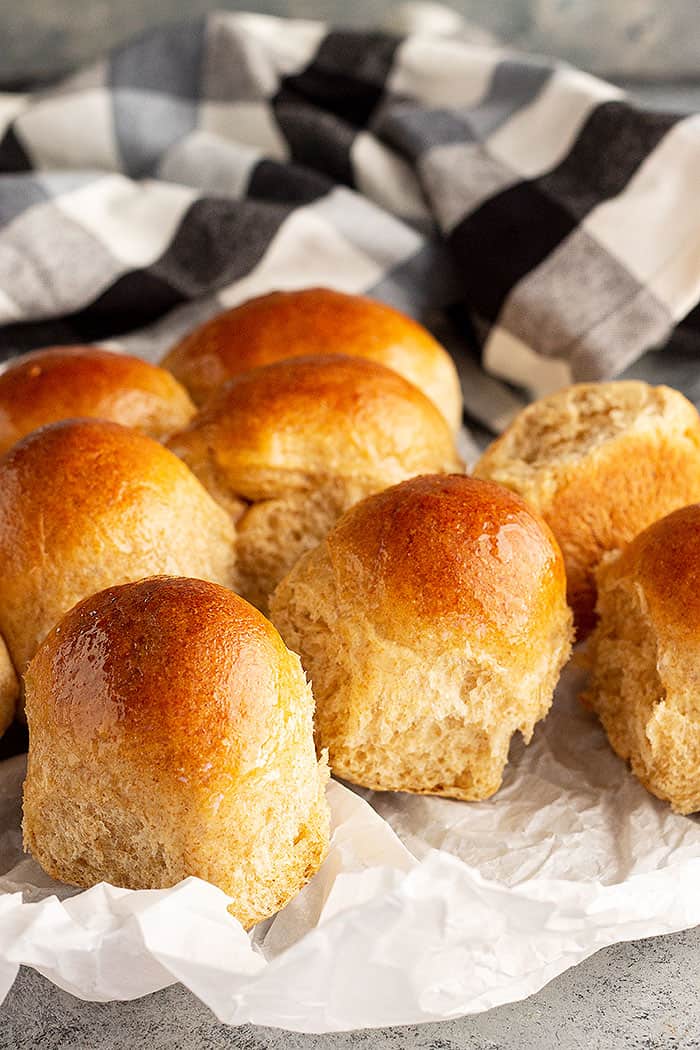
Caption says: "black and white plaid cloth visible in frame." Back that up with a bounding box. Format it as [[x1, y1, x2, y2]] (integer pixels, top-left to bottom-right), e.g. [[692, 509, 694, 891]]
[[1, 10, 699, 437]]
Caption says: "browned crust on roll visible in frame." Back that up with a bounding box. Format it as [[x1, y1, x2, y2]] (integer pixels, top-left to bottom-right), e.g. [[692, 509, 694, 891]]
[[0, 419, 236, 675], [0, 345, 195, 455], [161, 287, 463, 431], [322, 473, 567, 647], [167, 353, 461, 500]]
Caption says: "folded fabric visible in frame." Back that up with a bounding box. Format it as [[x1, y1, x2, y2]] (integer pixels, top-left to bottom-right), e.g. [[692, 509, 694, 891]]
[[0, 11, 698, 435]]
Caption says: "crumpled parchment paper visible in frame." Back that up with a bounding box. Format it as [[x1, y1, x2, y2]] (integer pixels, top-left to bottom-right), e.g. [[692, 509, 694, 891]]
[[2, 664, 700, 1033]]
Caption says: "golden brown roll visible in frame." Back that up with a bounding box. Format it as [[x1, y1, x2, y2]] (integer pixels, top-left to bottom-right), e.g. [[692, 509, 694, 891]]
[[474, 381, 700, 636], [0, 419, 235, 679], [0, 635, 18, 738], [161, 287, 463, 432], [168, 354, 462, 614], [270, 474, 572, 800], [23, 577, 330, 927], [0, 346, 195, 455], [584, 505, 700, 814]]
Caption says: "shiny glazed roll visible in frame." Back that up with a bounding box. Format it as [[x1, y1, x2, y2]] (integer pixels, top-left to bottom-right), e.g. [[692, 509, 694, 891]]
[[0, 346, 195, 455], [270, 474, 573, 800], [474, 381, 700, 636], [584, 505, 700, 814], [161, 287, 464, 431], [23, 577, 330, 928], [0, 419, 236, 680], [168, 354, 462, 615]]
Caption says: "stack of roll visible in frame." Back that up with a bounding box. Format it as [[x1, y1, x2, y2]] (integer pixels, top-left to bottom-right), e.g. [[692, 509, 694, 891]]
[[4, 286, 700, 929]]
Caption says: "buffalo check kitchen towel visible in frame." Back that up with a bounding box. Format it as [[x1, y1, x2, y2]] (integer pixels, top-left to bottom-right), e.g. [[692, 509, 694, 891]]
[[0, 9, 699, 437]]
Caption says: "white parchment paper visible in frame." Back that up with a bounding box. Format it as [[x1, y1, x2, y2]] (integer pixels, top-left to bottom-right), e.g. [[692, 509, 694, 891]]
[[2, 663, 700, 1033]]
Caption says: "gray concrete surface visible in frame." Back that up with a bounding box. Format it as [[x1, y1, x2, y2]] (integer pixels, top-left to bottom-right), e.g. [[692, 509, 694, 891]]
[[2, 925, 700, 1048]]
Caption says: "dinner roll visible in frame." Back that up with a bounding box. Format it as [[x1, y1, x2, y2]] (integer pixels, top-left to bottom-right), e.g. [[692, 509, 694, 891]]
[[23, 577, 330, 927], [168, 354, 462, 615], [270, 474, 572, 800], [0, 635, 18, 738], [161, 287, 463, 431], [584, 505, 700, 814], [474, 381, 700, 636], [0, 420, 235, 677], [0, 346, 195, 455]]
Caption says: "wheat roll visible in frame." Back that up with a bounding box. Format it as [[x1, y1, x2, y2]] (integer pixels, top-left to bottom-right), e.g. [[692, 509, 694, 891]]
[[0, 419, 235, 678], [0, 346, 194, 455], [161, 287, 463, 431], [584, 505, 700, 814], [0, 635, 18, 737], [168, 354, 462, 614], [270, 474, 572, 800], [23, 577, 330, 927], [474, 381, 700, 636]]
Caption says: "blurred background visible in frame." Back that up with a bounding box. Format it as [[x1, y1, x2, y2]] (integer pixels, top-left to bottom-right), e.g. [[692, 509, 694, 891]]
[[2, 0, 700, 111]]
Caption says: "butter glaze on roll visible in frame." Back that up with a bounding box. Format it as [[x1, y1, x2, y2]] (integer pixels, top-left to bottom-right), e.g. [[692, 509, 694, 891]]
[[0, 419, 235, 678], [168, 354, 462, 614], [0, 346, 195, 455], [23, 577, 330, 928], [474, 381, 700, 636], [270, 474, 572, 800], [584, 505, 700, 814], [161, 287, 463, 432]]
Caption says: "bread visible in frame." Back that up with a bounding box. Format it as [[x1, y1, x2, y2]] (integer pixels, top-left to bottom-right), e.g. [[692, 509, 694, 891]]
[[0, 635, 18, 738], [168, 354, 462, 614], [270, 474, 572, 800], [473, 381, 700, 636], [23, 576, 330, 927], [161, 287, 463, 432], [583, 504, 700, 814], [0, 346, 195, 455], [0, 419, 235, 679]]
